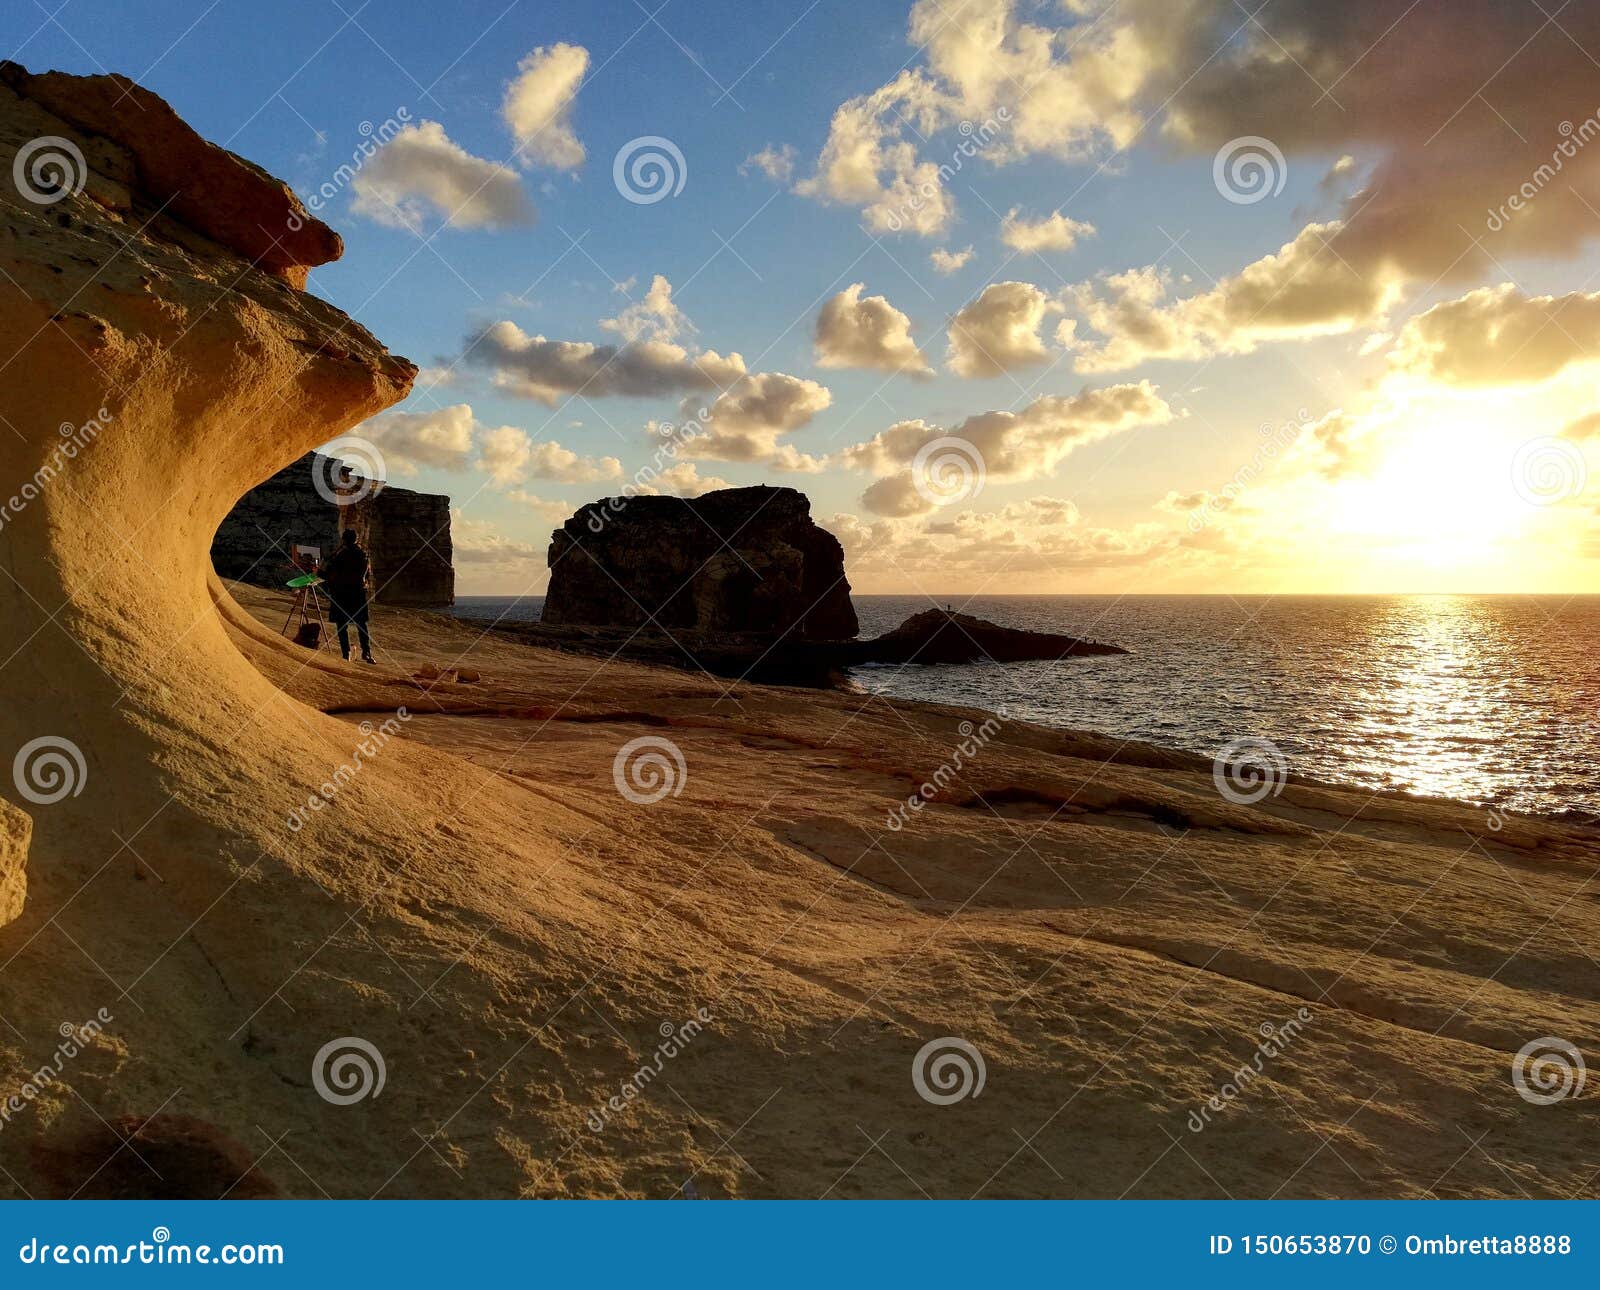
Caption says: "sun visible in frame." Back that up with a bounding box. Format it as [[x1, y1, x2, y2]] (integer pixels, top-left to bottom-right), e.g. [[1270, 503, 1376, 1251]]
[[1322, 415, 1530, 570]]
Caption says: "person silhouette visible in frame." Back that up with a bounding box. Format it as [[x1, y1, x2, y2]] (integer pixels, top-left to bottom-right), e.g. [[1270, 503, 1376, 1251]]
[[320, 529, 375, 663]]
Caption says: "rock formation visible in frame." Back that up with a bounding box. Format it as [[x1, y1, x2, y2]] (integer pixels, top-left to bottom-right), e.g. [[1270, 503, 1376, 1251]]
[[544, 485, 858, 640], [849, 608, 1126, 665], [211, 452, 454, 605]]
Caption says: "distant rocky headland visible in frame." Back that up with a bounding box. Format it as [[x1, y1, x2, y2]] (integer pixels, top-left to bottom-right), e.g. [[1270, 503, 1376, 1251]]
[[496, 484, 1125, 684], [212, 451, 453, 606]]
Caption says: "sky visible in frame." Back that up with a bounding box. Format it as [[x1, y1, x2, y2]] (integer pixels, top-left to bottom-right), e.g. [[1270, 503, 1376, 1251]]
[[13, 0, 1600, 595]]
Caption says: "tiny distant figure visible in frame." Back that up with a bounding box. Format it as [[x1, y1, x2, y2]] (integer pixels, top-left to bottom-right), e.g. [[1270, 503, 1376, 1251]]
[[321, 529, 375, 664]]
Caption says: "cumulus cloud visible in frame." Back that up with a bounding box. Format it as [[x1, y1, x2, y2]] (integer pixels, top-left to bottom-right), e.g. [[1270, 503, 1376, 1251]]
[[827, 503, 1176, 581], [930, 246, 974, 274], [466, 319, 746, 405], [814, 283, 932, 376], [795, 69, 958, 236], [634, 462, 732, 497], [452, 512, 544, 566], [840, 382, 1175, 514], [350, 121, 534, 231], [679, 373, 833, 472], [740, 143, 796, 183], [1385, 284, 1600, 388], [503, 43, 589, 169], [360, 403, 476, 475], [599, 274, 690, 344], [1000, 208, 1095, 254], [947, 281, 1060, 377], [475, 424, 621, 487], [358, 402, 618, 492], [1063, 224, 1403, 372]]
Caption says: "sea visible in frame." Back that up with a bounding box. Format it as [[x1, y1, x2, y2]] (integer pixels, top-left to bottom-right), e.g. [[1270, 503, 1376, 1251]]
[[449, 594, 1600, 819]]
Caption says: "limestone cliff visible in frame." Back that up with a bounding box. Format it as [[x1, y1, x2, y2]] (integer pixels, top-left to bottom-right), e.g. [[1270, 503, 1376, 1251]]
[[212, 452, 454, 606]]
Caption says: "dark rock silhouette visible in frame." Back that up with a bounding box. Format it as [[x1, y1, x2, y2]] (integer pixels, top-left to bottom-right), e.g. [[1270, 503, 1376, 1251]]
[[31, 1113, 282, 1199], [544, 485, 857, 640], [212, 452, 453, 606], [848, 609, 1125, 665]]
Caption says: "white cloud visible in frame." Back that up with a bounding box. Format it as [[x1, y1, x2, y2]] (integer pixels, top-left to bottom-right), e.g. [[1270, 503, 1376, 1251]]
[[814, 283, 931, 376], [475, 424, 621, 487], [467, 319, 746, 405], [930, 246, 974, 274], [360, 403, 475, 475], [947, 281, 1060, 377], [503, 43, 589, 170], [350, 121, 534, 231], [680, 372, 833, 472], [740, 143, 796, 183], [1000, 208, 1095, 254], [840, 382, 1176, 514], [1385, 284, 1600, 388], [635, 462, 732, 497], [599, 274, 690, 344]]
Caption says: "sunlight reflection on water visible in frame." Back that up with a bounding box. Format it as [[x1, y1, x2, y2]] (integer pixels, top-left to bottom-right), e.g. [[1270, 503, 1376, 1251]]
[[848, 594, 1600, 818]]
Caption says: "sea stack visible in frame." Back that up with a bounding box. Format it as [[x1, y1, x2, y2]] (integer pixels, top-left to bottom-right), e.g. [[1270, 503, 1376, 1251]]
[[544, 485, 859, 640]]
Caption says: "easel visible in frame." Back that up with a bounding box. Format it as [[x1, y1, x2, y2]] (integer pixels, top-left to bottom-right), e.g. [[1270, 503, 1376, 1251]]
[[281, 544, 331, 651]]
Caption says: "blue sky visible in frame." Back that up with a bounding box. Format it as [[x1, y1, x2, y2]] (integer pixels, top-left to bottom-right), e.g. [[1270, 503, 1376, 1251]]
[[14, 0, 1600, 594]]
